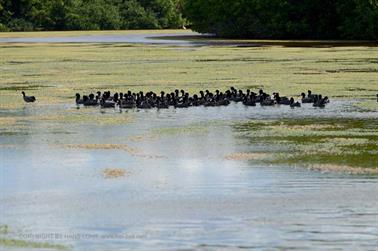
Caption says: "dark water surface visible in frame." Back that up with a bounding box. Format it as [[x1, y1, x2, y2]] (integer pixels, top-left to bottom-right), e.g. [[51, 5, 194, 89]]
[[0, 100, 377, 250]]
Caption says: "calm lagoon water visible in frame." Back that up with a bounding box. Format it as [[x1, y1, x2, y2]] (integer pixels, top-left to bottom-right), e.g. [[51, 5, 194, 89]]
[[0, 32, 204, 45], [1, 99, 377, 250], [0, 33, 377, 250]]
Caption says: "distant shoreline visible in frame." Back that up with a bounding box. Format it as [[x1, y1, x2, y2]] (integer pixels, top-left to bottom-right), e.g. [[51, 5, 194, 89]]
[[154, 34, 378, 47], [0, 30, 377, 47]]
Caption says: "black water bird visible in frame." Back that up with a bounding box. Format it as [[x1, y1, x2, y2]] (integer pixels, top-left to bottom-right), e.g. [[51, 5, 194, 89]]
[[274, 93, 290, 105], [290, 98, 301, 107], [156, 97, 169, 109], [83, 95, 98, 106], [100, 98, 115, 108], [313, 95, 327, 108], [307, 90, 318, 99], [118, 98, 136, 109], [260, 98, 275, 106], [22, 91, 36, 103], [301, 92, 314, 103], [76, 93, 84, 104], [243, 96, 256, 106], [137, 100, 152, 109]]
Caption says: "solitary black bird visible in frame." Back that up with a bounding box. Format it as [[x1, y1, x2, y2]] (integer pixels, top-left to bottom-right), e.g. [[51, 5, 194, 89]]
[[22, 91, 36, 103]]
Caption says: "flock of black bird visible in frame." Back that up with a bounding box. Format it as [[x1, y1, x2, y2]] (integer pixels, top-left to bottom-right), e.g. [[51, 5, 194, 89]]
[[22, 88, 332, 108], [22, 89, 378, 107], [69, 88, 330, 109]]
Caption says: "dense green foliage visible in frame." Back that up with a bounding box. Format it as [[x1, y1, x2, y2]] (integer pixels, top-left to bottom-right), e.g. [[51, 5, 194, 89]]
[[1, 0, 377, 39], [183, 0, 378, 39], [0, 0, 185, 31]]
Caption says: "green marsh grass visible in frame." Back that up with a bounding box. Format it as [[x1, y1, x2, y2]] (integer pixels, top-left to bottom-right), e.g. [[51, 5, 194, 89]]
[[235, 118, 378, 172]]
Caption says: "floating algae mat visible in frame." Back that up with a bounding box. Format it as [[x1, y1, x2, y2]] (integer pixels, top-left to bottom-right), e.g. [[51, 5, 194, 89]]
[[102, 168, 128, 179], [233, 117, 378, 172], [1, 42, 378, 110]]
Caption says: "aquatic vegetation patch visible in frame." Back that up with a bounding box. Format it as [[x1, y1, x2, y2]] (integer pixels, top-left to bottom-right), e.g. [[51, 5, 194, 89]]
[[0, 116, 31, 135], [63, 144, 165, 159], [225, 152, 270, 161], [0, 238, 68, 250], [129, 134, 159, 142], [308, 164, 378, 175], [0, 131, 29, 136], [103, 168, 128, 179], [19, 112, 133, 126], [0, 225, 8, 234], [1, 42, 377, 112], [353, 100, 378, 111], [151, 125, 209, 136], [135, 154, 167, 159], [0, 84, 50, 91], [0, 117, 18, 126], [65, 144, 140, 155], [235, 118, 378, 171]]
